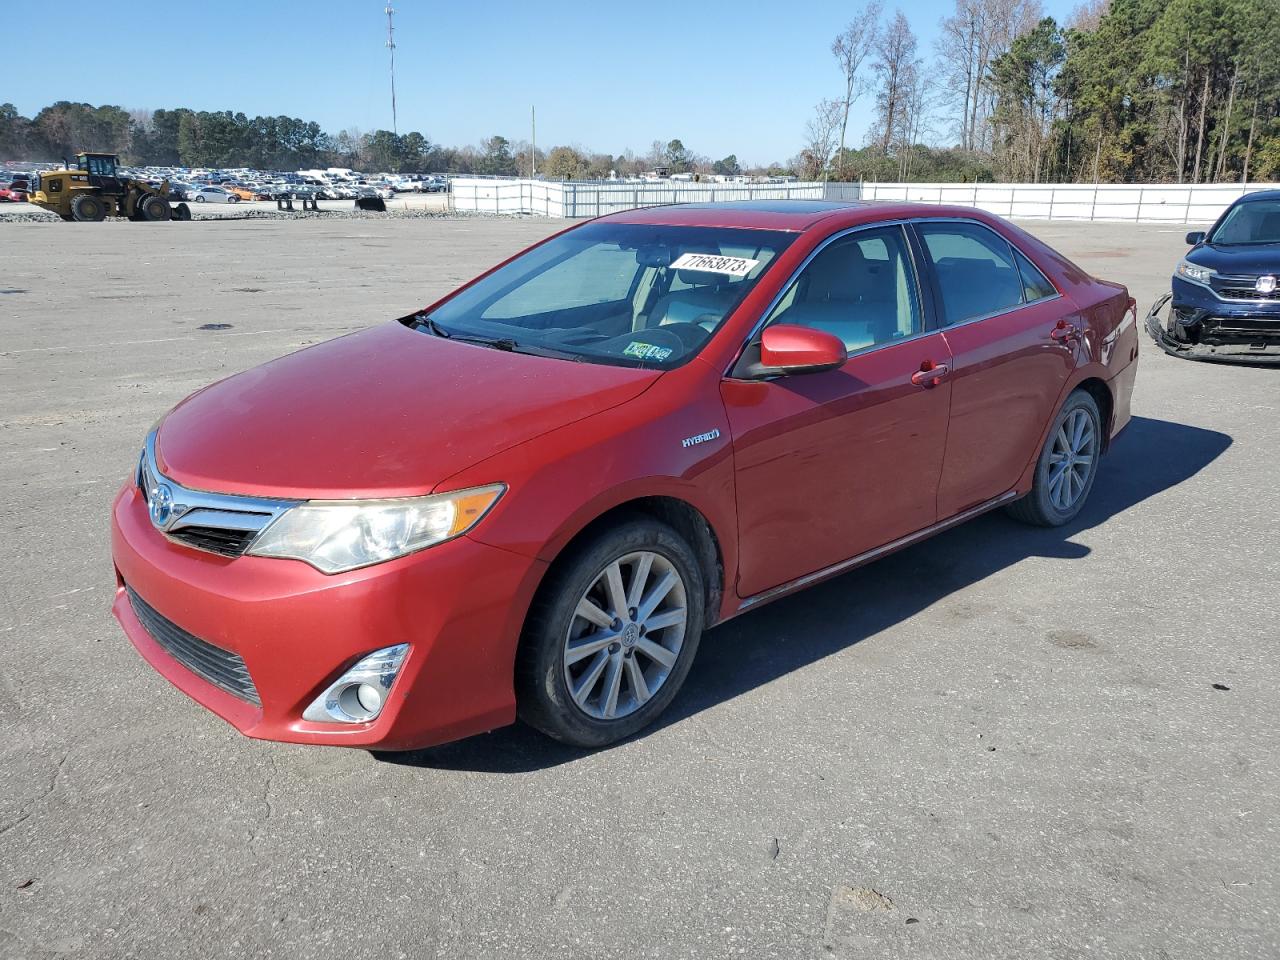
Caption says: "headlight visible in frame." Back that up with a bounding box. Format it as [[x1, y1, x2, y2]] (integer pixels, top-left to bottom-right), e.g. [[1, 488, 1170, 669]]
[[1176, 259, 1215, 284], [248, 484, 505, 573]]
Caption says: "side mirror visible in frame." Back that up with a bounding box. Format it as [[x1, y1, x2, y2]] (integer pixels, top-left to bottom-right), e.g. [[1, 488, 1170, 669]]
[[740, 324, 847, 378], [1185, 231, 1206, 245]]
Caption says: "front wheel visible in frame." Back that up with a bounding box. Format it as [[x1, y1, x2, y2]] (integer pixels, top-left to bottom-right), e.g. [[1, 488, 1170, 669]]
[[516, 518, 705, 748], [193, 195, 205, 202], [1006, 389, 1102, 527]]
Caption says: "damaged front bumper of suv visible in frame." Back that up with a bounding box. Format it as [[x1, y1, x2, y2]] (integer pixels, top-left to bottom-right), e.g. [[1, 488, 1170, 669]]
[[1147, 278, 1280, 366]]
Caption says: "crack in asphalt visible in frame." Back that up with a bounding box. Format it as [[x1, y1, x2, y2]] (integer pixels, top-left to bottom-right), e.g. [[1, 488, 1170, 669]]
[[245, 756, 280, 856], [0, 751, 68, 838]]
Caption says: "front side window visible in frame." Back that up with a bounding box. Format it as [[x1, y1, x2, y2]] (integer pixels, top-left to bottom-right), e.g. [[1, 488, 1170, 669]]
[[421, 223, 795, 368], [760, 226, 922, 353], [1210, 199, 1280, 246], [917, 221, 1024, 324]]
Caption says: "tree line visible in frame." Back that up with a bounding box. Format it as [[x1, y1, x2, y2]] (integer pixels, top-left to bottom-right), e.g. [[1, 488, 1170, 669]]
[[803, 0, 1280, 183], [0, 102, 774, 179]]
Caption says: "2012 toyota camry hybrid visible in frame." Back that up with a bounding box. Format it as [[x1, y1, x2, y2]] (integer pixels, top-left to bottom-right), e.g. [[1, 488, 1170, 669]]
[[111, 200, 1138, 750]]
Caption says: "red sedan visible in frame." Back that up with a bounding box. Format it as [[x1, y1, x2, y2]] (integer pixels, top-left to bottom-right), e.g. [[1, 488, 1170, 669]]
[[111, 201, 1138, 750]]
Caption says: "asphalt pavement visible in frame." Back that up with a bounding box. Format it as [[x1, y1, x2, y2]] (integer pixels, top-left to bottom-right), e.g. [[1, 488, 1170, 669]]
[[0, 214, 1276, 959]]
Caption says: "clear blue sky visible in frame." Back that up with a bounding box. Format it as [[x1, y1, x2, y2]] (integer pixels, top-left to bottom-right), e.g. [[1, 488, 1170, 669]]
[[3, 0, 1074, 165]]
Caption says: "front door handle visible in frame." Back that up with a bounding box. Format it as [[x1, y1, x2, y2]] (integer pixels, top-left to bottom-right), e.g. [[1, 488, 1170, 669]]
[[911, 361, 950, 387], [1050, 321, 1080, 342]]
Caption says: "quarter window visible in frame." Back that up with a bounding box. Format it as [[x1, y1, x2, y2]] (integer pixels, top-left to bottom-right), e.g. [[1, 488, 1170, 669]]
[[761, 226, 922, 354], [1013, 247, 1056, 301], [917, 222, 1024, 325]]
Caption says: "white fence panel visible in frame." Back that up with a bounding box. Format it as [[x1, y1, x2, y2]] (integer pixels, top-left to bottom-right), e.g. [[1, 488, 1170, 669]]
[[451, 178, 824, 217], [452, 176, 1279, 224], [854, 181, 1279, 224]]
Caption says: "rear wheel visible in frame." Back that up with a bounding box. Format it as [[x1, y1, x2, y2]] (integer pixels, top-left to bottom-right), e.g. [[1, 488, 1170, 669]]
[[517, 518, 705, 748], [70, 193, 106, 222], [228, 195, 239, 203], [1006, 390, 1102, 527]]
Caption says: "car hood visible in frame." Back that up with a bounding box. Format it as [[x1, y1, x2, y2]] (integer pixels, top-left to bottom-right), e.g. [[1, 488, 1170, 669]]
[[156, 322, 660, 499], [1186, 243, 1280, 274]]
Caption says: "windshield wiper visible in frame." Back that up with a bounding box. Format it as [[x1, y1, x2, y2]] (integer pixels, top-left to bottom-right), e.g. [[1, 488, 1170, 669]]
[[410, 316, 583, 361], [449, 334, 584, 361], [410, 314, 452, 338]]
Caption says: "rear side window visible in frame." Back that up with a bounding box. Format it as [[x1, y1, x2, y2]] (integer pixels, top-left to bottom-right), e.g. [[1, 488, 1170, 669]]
[[1013, 247, 1056, 301], [917, 222, 1024, 325]]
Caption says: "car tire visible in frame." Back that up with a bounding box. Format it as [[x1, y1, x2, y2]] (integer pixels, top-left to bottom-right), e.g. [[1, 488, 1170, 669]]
[[228, 195, 239, 203], [194, 195, 205, 202], [516, 517, 705, 748], [1006, 389, 1102, 527], [70, 193, 106, 222]]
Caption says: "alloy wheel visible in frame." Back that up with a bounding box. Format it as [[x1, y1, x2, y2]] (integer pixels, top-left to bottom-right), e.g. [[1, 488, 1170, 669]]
[[562, 551, 688, 721], [1047, 408, 1097, 511]]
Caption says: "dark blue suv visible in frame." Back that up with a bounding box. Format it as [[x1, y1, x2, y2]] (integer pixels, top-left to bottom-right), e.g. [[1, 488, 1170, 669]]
[[1149, 190, 1280, 364]]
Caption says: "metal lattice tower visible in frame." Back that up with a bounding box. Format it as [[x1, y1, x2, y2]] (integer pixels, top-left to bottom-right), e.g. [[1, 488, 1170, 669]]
[[385, 5, 398, 135]]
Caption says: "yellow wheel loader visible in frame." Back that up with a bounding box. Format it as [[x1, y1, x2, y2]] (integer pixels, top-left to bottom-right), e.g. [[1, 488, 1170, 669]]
[[27, 153, 191, 222]]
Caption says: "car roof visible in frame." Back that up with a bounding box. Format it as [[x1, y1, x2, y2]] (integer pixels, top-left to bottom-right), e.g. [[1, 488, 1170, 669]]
[[1234, 189, 1280, 203], [601, 199, 1000, 233]]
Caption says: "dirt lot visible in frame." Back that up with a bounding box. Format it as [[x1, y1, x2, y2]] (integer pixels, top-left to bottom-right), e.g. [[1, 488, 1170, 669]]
[[1, 215, 1277, 960]]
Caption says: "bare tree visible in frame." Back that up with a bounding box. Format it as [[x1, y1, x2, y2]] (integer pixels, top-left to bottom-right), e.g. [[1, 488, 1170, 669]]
[[831, 3, 882, 180], [872, 11, 921, 152], [1066, 0, 1108, 31], [936, 0, 1042, 152], [799, 99, 844, 180]]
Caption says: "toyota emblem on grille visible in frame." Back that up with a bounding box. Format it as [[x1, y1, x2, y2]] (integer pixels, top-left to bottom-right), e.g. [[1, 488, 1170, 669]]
[[1257, 275, 1277, 294], [149, 483, 174, 527]]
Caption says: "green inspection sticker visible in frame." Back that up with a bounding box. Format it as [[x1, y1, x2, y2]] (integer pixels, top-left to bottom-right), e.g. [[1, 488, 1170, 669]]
[[623, 341, 674, 361]]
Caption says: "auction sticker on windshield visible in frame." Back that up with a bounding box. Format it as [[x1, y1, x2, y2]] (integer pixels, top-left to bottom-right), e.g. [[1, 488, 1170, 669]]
[[623, 341, 674, 361], [669, 252, 760, 277]]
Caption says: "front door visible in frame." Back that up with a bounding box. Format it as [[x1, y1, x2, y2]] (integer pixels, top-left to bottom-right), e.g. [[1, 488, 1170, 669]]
[[911, 220, 1080, 517], [723, 225, 953, 599]]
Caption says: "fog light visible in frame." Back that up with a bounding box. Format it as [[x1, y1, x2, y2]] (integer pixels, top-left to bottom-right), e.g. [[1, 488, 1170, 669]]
[[303, 644, 408, 724]]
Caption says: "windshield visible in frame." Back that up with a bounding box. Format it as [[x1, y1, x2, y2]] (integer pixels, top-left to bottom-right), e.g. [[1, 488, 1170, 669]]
[[418, 222, 796, 369], [1210, 199, 1280, 246]]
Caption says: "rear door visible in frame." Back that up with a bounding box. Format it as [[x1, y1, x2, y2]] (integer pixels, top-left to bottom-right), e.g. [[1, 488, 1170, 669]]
[[723, 224, 953, 599], [911, 219, 1080, 518]]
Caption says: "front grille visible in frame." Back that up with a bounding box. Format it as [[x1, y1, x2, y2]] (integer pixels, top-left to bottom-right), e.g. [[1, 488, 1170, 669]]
[[1215, 287, 1280, 301], [168, 525, 257, 557], [126, 587, 261, 705], [1211, 276, 1280, 301], [134, 432, 296, 560]]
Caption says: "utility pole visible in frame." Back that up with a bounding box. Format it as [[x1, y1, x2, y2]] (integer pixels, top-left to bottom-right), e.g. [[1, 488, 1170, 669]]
[[531, 106, 536, 178], [385, 5, 398, 135]]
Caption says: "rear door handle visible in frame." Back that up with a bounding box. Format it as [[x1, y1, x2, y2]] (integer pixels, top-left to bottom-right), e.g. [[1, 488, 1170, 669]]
[[1050, 322, 1080, 342], [911, 362, 950, 387]]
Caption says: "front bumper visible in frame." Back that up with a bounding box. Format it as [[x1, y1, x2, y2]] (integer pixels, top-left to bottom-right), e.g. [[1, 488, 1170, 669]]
[[110, 481, 547, 750], [1153, 277, 1280, 365]]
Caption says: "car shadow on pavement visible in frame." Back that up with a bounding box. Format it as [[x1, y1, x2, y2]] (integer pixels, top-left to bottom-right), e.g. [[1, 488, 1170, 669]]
[[375, 415, 1230, 773]]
